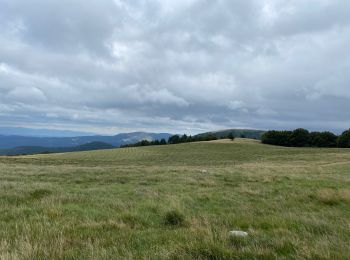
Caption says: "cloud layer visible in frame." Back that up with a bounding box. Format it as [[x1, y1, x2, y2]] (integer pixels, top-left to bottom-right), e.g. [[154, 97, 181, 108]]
[[1, 0, 350, 134]]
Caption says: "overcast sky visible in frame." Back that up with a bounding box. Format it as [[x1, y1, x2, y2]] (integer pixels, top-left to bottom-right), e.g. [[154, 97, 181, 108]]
[[1, 0, 350, 134]]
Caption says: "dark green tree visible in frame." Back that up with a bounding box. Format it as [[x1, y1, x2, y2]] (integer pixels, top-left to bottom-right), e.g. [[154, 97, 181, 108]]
[[310, 131, 337, 147], [288, 128, 310, 147], [261, 130, 292, 146], [180, 134, 188, 143], [338, 129, 350, 148], [168, 135, 181, 144], [228, 132, 235, 141], [139, 140, 150, 146]]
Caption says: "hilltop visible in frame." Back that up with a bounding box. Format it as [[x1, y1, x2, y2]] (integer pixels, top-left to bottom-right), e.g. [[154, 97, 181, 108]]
[[195, 129, 265, 140]]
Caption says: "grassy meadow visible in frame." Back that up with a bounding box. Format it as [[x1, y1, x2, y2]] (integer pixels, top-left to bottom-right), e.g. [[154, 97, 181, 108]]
[[0, 139, 349, 259]]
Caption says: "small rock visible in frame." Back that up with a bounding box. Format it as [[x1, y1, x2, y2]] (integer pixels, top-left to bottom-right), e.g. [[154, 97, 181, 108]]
[[200, 169, 208, 173], [229, 230, 248, 237]]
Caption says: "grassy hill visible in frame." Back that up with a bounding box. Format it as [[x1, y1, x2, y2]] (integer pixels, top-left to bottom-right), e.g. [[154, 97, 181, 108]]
[[0, 139, 349, 258]]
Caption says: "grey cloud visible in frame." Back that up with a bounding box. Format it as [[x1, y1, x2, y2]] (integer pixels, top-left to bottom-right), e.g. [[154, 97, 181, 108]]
[[267, 0, 350, 36], [0, 0, 349, 134], [1, 0, 121, 56]]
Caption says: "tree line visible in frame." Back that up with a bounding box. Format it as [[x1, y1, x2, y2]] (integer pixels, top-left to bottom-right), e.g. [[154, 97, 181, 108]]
[[120, 133, 236, 148], [261, 128, 350, 148]]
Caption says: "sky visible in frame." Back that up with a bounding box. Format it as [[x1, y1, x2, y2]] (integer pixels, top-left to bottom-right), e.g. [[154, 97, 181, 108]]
[[1, 0, 350, 135]]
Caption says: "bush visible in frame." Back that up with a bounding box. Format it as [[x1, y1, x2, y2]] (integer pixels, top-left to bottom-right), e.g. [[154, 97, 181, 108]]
[[338, 129, 350, 148], [164, 209, 185, 226], [30, 189, 52, 200]]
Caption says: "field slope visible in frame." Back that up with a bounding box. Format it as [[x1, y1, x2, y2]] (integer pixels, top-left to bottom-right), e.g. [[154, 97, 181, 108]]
[[0, 139, 349, 259]]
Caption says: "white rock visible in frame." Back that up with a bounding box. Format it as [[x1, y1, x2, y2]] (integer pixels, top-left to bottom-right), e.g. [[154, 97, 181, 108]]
[[229, 230, 248, 237], [200, 169, 208, 173]]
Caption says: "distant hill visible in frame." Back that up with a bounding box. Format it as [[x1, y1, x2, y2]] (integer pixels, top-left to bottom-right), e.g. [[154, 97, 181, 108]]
[[196, 129, 266, 140], [0, 132, 172, 149], [0, 128, 265, 154], [0, 142, 115, 156]]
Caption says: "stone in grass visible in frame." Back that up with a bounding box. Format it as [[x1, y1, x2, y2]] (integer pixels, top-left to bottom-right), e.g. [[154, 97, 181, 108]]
[[229, 230, 248, 237]]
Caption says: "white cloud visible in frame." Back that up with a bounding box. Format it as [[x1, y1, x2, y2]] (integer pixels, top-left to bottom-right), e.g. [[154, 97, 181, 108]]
[[7, 87, 46, 103], [228, 101, 245, 111]]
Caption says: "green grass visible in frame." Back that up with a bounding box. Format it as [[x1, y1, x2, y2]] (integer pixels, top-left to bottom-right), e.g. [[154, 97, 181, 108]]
[[0, 139, 349, 259]]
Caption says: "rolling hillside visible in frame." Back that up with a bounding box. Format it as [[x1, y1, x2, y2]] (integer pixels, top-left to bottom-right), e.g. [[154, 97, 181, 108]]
[[0, 139, 349, 258]]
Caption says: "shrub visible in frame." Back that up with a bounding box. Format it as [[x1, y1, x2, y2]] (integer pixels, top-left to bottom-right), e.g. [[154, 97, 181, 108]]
[[164, 209, 185, 226], [29, 189, 52, 200], [185, 243, 231, 259]]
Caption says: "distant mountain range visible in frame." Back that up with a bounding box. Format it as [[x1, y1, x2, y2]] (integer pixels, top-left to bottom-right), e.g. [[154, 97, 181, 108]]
[[0, 132, 172, 153], [0, 142, 115, 156]]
